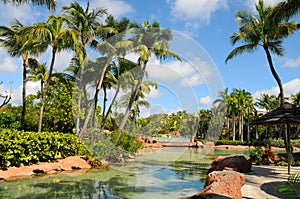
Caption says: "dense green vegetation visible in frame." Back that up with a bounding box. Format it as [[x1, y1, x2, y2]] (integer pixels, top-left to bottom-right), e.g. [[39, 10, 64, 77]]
[[0, 0, 300, 169], [0, 130, 90, 167]]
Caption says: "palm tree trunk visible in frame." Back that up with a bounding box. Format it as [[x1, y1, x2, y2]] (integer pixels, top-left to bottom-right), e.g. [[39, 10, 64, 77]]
[[263, 46, 284, 105], [247, 107, 250, 141], [101, 83, 121, 130], [21, 53, 28, 130], [38, 48, 56, 132], [79, 55, 112, 137], [232, 114, 235, 141], [118, 62, 147, 131]]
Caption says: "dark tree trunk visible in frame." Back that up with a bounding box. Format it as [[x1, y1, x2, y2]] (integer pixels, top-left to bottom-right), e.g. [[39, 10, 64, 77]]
[[38, 48, 56, 132]]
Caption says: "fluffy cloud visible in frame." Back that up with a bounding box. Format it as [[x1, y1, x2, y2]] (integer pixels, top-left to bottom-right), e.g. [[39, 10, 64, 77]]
[[198, 96, 212, 107], [252, 78, 300, 100], [170, 0, 228, 22], [90, 0, 133, 18], [0, 56, 19, 73], [283, 56, 300, 68], [147, 57, 215, 87]]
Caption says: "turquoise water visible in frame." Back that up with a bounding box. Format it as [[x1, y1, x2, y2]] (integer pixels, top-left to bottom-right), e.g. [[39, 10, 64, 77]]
[[0, 147, 250, 199]]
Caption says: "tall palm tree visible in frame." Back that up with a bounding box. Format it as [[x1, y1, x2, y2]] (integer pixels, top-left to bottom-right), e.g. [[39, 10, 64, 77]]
[[214, 88, 230, 138], [0, 20, 46, 130], [232, 89, 253, 141], [1, 0, 56, 10], [273, 0, 300, 22], [226, 0, 299, 106], [118, 21, 182, 131], [100, 57, 137, 130], [62, 2, 107, 135], [119, 80, 156, 128], [78, 16, 132, 136], [29, 15, 78, 132]]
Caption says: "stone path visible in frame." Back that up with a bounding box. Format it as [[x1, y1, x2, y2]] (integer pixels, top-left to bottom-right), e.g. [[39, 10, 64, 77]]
[[242, 165, 300, 199]]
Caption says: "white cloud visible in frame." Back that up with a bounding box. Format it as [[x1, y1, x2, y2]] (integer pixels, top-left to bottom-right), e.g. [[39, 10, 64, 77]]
[[90, 0, 133, 18], [145, 88, 163, 99], [198, 96, 212, 107], [252, 78, 300, 100], [283, 56, 300, 68], [245, 0, 285, 11], [0, 56, 19, 73], [169, 0, 228, 25]]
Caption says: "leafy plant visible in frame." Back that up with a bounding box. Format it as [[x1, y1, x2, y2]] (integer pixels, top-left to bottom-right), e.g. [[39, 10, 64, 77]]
[[0, 129, 91, 167], [249, 148, 264, 165]]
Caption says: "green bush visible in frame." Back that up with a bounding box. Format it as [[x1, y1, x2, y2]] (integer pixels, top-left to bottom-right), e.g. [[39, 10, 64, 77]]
[[215, 140, 250, 146], [249, 148, 264, 164], [110, 130, 142, 153], [0, 129, 90, 167]]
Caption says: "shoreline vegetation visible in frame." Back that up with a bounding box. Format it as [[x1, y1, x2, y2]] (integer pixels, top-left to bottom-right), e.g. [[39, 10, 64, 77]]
[[0, 140, 298, 181]]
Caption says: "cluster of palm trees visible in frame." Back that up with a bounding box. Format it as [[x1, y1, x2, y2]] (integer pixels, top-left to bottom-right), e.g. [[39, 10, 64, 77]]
[[215, 88, 300, 141], [0, 1, 181, 136]]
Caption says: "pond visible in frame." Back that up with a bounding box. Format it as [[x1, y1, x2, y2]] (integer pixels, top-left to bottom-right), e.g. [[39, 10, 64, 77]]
[[0, 147, 250, 199]]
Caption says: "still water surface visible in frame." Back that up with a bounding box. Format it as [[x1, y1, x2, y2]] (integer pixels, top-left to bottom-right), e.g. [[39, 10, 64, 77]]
[[0, 147, 250, 199]]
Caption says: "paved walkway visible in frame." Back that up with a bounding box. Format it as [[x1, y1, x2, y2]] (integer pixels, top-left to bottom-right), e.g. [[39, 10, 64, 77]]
[[242, 165, 300, 199]]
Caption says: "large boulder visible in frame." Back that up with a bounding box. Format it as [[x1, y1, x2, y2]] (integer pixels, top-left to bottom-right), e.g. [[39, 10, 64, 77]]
[[181, 170, 245, 199], [207, 155, 252, 174]]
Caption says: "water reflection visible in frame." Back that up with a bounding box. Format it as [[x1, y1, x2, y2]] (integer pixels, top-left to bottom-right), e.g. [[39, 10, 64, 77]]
[[0, 147, 250, 198]]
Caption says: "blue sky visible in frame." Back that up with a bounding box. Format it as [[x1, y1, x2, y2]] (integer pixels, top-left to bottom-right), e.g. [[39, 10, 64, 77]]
[[0, 0, 300, 116]]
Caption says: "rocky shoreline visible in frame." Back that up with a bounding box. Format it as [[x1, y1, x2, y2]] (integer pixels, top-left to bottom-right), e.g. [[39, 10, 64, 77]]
[[0, 156, 93, 181]]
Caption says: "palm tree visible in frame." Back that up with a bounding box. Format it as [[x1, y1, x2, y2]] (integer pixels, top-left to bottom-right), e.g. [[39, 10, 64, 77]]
[[1, 0, 56, 10], [118, 21, 182, 131], [27, 60, 48, 92], [119, 80, 156, 128], [29, 15, 78, 132], [232, 89, 253, 141], [62, 2, 107, 135], [100, 57, 137, 130], [214, 88, 230, 138], [0, 20, 46, 130], [78, 16, 132, 136], [273, 0, 300, 22], [226, 0, 299, 106], [256, 93, 280, 112]]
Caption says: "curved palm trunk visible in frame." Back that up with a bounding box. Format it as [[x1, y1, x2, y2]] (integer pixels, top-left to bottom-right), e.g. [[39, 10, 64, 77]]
[[263, 46, 284, 105], [79, 55, 113, 137], [21, 53, 28, 130], [38, 48, 56, 132], [232, 114, 236, 141], [118, 62, 147, 131], [101, 83, 121, 130]]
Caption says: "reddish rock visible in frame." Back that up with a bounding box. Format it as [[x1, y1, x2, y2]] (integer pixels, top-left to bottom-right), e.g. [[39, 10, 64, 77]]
[[182, 171, 245, 199], [57, 156, 91, 171], [207, 155, 252, 174], [0, 156, 92, 180]]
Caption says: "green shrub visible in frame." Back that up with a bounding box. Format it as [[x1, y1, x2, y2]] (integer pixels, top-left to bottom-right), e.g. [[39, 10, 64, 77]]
[[249, 148, 264, 164], [0, 129, 90, 167], [215, 140, 250, 146], [110, 130, 142, 153]]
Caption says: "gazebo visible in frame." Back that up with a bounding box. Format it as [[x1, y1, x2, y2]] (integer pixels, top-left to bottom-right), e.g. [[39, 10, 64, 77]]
[[252, 102, 300, 174]]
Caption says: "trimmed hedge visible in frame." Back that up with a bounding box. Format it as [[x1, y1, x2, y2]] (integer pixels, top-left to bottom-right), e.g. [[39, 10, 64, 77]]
[[216, 139, 300, 148], [0, 130, 90, 167]]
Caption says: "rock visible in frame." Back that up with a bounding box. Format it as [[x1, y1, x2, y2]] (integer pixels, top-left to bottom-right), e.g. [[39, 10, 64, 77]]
[[182, 171, 245, 199], [0, 156, 92, 180], [207, 155, 252, 174], [58, 156, 91, 171]]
